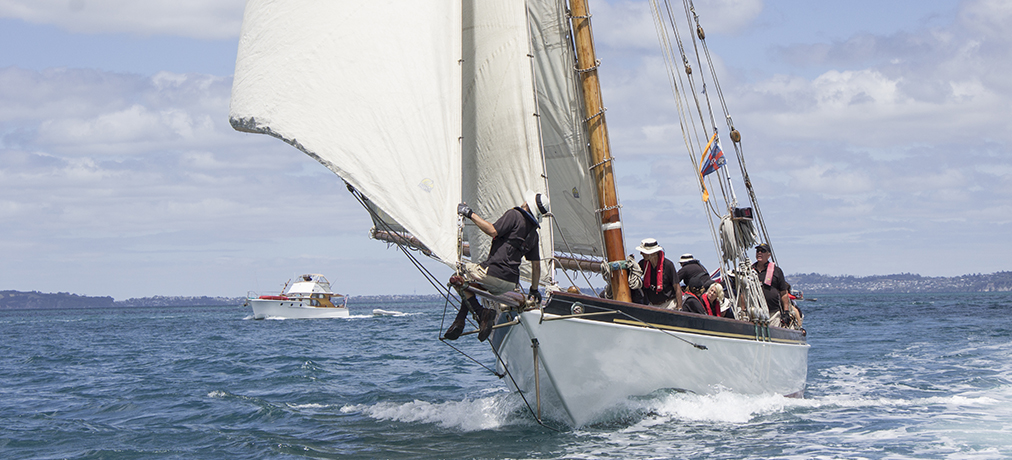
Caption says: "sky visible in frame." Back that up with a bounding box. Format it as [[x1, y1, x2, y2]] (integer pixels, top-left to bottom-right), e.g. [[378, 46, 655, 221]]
[[2, 0, 1009, 299]]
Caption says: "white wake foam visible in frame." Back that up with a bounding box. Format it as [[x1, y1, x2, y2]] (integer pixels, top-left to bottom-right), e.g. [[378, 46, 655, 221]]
[[341, 392, 519, 431]]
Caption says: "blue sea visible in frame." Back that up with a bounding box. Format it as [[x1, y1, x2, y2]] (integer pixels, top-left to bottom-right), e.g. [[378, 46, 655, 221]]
[[1, 292, 1010, 459]]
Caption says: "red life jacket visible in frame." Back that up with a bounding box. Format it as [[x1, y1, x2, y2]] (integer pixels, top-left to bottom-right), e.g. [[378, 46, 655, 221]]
[[642, 250, 665, 293], [700, 292, 716, 316]]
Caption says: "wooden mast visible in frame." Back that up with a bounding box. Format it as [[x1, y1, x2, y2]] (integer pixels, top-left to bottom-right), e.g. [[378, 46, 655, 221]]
[[569, 0, 631, 302]]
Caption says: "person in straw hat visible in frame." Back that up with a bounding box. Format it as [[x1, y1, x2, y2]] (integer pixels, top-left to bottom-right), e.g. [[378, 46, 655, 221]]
[[635, 238, 682, 310]]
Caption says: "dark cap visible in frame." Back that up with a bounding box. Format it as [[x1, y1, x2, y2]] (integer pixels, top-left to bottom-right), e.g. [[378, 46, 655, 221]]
[[755, 243, 771, 253], [688, 272, 712, 291]]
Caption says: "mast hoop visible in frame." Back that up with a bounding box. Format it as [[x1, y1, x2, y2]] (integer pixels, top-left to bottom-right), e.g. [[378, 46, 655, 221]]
[[595, 204, 623, 213], [583, 107, 607, 123], [575, 60, 601, 73], [588, 156, 613, 171]]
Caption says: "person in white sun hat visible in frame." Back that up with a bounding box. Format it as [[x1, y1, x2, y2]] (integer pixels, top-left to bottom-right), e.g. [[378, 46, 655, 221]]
[[635, 238, 682, 310]]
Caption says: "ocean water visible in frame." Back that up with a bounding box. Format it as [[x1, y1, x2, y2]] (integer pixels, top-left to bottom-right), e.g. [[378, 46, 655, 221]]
[[1, 292, 1010, 459]]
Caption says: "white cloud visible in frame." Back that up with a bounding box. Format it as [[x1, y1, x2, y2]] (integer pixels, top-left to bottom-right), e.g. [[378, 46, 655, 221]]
[[0, 0, 243, 39], [0, 66, 405, 298], [591, 0, 1012, 277], [591, 0, 763, 50]]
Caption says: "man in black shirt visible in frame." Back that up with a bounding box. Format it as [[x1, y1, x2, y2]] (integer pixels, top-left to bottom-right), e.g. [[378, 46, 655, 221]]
[[752, 243, 799, 326], [445, 191, 549, 342], [676, 253, 708, 288]]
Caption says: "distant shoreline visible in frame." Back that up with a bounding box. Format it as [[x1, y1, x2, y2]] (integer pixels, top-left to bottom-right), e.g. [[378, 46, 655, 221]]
[[2, 271, 1010, 309]]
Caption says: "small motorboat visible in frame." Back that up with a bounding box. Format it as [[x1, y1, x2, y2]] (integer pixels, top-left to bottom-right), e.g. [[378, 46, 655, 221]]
[[244, 274, 349, 319]]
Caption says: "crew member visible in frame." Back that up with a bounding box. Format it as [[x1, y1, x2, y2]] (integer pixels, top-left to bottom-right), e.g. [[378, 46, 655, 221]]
[[676, 253, 708, 288], [752, 243, 799, 327], [445, 190, 549, 342], [636, 238, 682, 310]]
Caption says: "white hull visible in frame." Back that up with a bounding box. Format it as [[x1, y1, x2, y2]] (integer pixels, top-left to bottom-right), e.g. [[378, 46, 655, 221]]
[[492, 295, 808, 427], [248, 299, 349, 319]]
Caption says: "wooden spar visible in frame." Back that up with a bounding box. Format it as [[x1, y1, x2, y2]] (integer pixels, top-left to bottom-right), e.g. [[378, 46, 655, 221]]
[[568, 0, 631, 302]]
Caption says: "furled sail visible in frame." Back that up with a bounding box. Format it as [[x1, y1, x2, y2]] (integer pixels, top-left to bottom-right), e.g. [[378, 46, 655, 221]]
[[229, 0, 463, 266]]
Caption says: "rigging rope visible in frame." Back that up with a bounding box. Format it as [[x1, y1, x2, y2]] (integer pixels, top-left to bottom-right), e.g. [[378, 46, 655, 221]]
[[546, 213, 600, 294], [346, 185, 455, 303], [348, 184, 569, 430], [649, 0, 789, 323]]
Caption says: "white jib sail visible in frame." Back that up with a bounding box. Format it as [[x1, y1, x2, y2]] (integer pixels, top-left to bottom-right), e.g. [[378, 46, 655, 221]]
[[229, 0, 463, 266]]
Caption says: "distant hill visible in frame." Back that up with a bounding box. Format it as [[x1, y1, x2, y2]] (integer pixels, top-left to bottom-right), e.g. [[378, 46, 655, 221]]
[[115, 295, 246, 307], [0, 290, 116, 309], [0, 291, 243, 310], [788, 271, 1012, 294]]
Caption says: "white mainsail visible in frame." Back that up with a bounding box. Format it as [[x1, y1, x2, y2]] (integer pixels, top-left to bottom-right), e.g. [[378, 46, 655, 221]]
[[461, 0, 553, 281], [529, 0, 604, 259], [230, 0, 463, 266]]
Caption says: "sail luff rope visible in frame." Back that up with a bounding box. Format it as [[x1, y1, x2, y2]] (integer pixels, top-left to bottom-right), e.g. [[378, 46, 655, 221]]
[[659, 0, 711, 200], [649, 0, 702, 189], [679, 8, 762, 317], [683, 1, 718, 134], [650, 0, 770, 322], [663, 0, 711, 147], [673, 11, 729, 309], [678, 0, 738, 273]]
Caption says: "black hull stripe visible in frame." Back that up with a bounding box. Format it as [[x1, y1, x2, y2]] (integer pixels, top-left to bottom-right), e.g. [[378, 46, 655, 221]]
[[544, 291, 807, 345]]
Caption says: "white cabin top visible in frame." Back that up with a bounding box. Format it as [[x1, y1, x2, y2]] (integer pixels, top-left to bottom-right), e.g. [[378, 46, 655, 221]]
[[284, 274, 337, 296]]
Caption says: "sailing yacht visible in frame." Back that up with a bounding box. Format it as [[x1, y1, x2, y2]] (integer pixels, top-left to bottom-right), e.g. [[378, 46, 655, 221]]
[[229, 0, 808, 427]]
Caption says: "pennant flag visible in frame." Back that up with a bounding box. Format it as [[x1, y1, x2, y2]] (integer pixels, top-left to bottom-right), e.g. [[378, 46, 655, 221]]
[[697, 132, 725, 202], [700, 133, 726, 177]]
